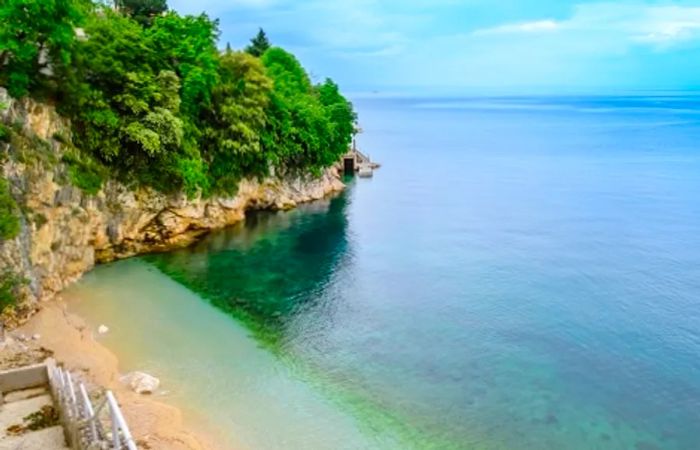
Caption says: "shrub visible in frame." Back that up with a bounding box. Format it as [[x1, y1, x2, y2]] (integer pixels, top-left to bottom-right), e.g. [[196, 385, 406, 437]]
[[0, 177, 19, 240], [51, 131, 69, 144], [62, 152, 107, 195], [0, 269, 25, 313], [0, 124, 10, 143]]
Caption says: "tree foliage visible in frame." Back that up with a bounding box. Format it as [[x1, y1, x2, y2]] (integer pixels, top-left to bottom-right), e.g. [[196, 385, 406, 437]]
[[0, 0, 85, 97], [245, 28, 270, 57], [317, 78, 357, 161], [0, 2, 356, 196], [202, 51, 272, 191], [261, 48, 356, 172], [59, 9, 190, 191], [116, 0, 167, 26], [146, 12, 220, 119]]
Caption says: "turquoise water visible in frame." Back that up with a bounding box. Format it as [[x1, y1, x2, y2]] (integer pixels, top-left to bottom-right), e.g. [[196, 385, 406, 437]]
[[70, 95, 700, 449], [67, 257, 400, 449]]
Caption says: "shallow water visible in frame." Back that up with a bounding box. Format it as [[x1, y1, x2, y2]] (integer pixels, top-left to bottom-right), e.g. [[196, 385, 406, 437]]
[[67, 257, 401, 450], [68, 94, 700, 449]]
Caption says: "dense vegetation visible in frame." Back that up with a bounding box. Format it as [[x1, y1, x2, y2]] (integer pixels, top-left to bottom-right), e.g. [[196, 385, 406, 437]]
[[0, 269, 24, 313], [0, 0, 356, 196], [0, 177, 19, 240]]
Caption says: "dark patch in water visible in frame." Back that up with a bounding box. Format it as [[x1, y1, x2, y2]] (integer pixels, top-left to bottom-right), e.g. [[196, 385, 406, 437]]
[[545, 413, 559, 426]]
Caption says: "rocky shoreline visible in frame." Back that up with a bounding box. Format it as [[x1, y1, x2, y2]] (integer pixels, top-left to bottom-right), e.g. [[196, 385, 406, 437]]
[[0, 89, 346, 449], [0, 90, 345, 309]]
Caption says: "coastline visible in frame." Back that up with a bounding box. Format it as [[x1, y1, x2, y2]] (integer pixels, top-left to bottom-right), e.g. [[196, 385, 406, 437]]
[[0, 90, 350, 449], [1, 91, 347, 310], [7, 299, 222, 450], [0, 181, 347, 449]]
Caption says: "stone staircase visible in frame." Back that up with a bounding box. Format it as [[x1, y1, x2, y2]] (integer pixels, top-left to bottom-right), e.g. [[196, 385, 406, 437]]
[[0, 361, 136, 450], [0, 366, 67, 449]]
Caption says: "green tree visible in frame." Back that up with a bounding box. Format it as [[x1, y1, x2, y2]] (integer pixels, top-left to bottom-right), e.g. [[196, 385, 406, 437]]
[[116, 0, 167, 26], [202, 51, 272, 191], [261, 47, 354, 172], [262, 47, 311, 96], [144, 12, 220, 193], [60, 9, 153, 160], [146, 13, 220, 119], [0, 0, 85, 97], [245, 28, 270, 57], [5, 3, 356, 197], [317, 78, 356, 159], [60, 9, 192, 192]]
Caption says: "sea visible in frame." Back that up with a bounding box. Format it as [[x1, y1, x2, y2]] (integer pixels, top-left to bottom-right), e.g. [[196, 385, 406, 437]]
[[66, 93, 700, 450]]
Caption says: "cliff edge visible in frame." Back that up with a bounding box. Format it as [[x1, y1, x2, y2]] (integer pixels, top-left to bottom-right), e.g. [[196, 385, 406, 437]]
[[0, 89, 344, 311]]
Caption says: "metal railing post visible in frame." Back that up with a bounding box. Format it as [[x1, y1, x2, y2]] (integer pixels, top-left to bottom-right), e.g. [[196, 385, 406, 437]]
[[48, 364, 139, 450], [109, 398, 120, 449], [106, 391, 137, 450], [79, 383, 97, 442], [65, 372, 78, 419]]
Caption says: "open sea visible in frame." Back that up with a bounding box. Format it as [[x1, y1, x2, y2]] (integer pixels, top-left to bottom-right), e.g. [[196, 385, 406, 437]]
[[66, 94, 700, 449]]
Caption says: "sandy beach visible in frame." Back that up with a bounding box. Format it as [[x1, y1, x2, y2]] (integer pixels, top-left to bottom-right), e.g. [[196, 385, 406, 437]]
[[1, 299, 220, 450]]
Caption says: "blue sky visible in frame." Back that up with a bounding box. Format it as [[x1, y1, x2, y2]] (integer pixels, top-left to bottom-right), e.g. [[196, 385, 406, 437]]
[[168, 0, 700, 92]]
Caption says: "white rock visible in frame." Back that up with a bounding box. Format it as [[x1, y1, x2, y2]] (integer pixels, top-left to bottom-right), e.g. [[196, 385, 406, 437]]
[[121, 371, 160, 394], [97, 324, 109, 334], [32, 334, 40, 340]]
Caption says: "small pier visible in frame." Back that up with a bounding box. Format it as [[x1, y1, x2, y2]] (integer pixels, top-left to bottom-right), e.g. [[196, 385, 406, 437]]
[[343, 140, 380, 178]]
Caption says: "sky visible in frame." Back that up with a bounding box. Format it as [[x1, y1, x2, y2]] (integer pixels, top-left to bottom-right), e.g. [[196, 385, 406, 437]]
[[168, 0, 700, 92]]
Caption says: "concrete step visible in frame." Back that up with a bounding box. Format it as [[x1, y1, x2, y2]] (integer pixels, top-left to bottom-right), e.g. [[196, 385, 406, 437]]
[[0, 394, 54, 439], [0, 392, 68, 449], [0, 425, 67, 450], [3, 387, 49, 404]]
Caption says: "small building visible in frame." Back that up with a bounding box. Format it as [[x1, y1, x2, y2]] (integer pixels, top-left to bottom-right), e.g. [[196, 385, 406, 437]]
[[343, 140, 380, 176]]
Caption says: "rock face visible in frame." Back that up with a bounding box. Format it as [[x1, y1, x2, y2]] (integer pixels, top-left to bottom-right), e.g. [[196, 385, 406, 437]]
[[0, 89, 345, 307]]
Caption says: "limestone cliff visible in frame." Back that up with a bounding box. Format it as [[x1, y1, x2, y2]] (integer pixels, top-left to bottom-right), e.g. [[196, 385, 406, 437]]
[[0, 89, 344, 307]]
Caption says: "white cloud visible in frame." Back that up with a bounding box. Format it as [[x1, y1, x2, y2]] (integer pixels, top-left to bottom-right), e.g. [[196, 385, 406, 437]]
[[472, 19, 561, 36], [628, 7, 700, 45], [256, 0, 420, 58], [169, 0, 700, 88], [389, 2, 700, 88], [471, 4, 700, 48]]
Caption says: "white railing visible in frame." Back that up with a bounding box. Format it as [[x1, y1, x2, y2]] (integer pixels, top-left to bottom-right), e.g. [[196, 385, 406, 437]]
[[47, 360, 137, 450]]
